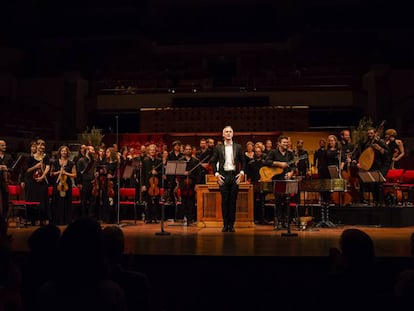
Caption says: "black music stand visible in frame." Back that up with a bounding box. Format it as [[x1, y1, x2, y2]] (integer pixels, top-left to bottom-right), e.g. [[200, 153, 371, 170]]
[[358, 170, 386, 206], [156, 161, 186, 235], [358, 171, 386, 183], [117, 165, 137, 227], [273, 180, 299, 237], [164, 161, 189, 227]]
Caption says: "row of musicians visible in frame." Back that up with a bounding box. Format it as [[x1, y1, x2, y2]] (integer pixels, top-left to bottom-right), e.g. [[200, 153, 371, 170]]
[[75, 143, 206, 225]]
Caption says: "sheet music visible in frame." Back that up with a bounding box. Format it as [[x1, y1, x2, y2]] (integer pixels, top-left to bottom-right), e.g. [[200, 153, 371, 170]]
[[165, 161, 187, 175]]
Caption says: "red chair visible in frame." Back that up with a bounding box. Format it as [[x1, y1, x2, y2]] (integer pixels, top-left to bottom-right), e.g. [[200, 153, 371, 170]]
[[385, 169, 404, 183], [72, 187, 81, 206], [7, 184, 27, 226], [383, 169, 404, 204], [400, 170, 414, 206], [119, 188, 138, 224]]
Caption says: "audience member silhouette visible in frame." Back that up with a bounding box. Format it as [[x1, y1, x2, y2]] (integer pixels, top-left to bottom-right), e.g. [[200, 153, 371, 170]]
[[321, 228, 381, 306], [393, 232, 414, 300], [102, 225, 151, 311], [21, 224, 61, 311], [0, 217, 23, 311], [37, 217, 127, 311]]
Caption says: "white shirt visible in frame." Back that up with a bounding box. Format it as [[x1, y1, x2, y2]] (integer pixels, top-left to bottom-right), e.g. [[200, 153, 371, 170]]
[[223, 142, 235, 171]]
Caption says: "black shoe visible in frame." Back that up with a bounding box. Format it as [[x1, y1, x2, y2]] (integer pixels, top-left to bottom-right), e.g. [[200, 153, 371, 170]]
[[228, 226, 235, 232], [222, 226, 229, 232]]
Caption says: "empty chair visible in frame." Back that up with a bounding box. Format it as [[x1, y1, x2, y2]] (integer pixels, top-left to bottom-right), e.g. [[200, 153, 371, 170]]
[[119, 188, 138, 224], [7, 184, 27, 227]]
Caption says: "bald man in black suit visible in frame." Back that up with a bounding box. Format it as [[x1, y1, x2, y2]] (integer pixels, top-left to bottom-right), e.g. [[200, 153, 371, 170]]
[[211, 126, 246, 233]]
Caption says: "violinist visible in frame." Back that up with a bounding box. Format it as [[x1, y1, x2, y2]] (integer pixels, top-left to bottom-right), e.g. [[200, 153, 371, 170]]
[[25, 139, 51, 226], [50, 145, 77, 225], [166, 141, 183, 205], [76, 145, 97, 219], [178, 144, 201, 225], [357, 126, 390, 207], [196, 137, 214, 184], [142, 144, 162, 223], [0, 139, 13, 222], [102, 147, 119, 224]]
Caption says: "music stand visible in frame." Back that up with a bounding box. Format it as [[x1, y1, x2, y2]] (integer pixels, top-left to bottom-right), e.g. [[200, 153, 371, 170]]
[[328, 165, 340, 179], [122, 165, 134, 180], [358, 170, 386, 207], [156, 161, 186, 235], [273, 180, 299, 237], [164, 161, 189, 227], [358, 171, 386, 183]]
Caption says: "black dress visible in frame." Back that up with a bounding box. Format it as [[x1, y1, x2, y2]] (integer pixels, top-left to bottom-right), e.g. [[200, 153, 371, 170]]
[[51, 160, 75, 225]]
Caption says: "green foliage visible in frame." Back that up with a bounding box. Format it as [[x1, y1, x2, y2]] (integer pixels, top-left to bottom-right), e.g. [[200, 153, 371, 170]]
[[352, 116, 374, 148], [78, 127, 104, 149]]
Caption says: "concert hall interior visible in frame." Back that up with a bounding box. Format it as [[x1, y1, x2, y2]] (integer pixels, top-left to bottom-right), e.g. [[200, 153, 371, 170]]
[[2, 1, 414, 310]]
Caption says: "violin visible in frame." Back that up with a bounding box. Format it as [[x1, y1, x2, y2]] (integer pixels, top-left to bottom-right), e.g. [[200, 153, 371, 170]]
[[56, 167, 69, 197], [174, 177, 182, 202], [148, 176, 159, 196], [181, 176, 194, 198], [107, 179, 114, 198], [92, 177, 100, 196]]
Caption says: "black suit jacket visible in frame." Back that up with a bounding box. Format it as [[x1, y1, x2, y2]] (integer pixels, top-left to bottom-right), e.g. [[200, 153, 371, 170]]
[[211, 142, 246, 176]]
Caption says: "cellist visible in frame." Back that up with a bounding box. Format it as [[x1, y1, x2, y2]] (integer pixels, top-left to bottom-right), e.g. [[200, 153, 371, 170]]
[[178, 144, 201, 225], [339, 129, 359, 204]]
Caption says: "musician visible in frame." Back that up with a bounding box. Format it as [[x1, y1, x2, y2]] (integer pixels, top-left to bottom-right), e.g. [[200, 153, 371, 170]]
[[142, 144, 162, 223], [357, 127, 390, 207], [211, 126, 246, 233], [119, 146, 133, 188], [25, 139, 51, 226], [263, 139, 273, 157], [166, 141, 183, 205], [0, 140, 13, 222], [196, 138, 214, 184], [19, 140, 38, 192], [264, 136, 296, 230], [313, 138, 327, 177], [320, 135, 342, 206], [385, 129, 405, 169], [50, 145, 77, 225], [102, 147, 119, 223], [295, 139, 309, 179], [339, 129, 359, 204], [244, 141, 255, 163], [246, 145, 267, 224], [76, 145, 98, 219], [178, 144, 201, 225]]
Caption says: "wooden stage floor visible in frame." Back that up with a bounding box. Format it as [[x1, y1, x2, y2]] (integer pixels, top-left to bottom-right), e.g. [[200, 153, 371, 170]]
[[8, 219, 414, 257]]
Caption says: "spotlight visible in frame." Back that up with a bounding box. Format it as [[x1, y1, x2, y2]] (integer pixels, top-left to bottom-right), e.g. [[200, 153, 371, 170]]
[[192, 88, 197, 93]]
